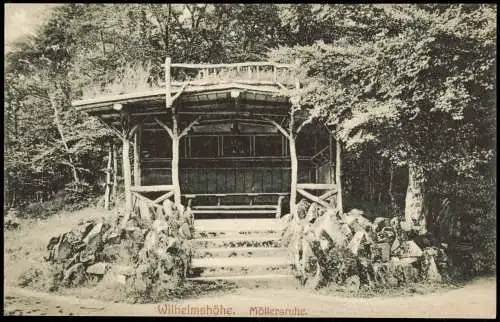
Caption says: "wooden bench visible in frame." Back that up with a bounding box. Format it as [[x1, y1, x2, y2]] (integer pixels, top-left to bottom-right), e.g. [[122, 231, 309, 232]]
[[183, 192, 289, 217]]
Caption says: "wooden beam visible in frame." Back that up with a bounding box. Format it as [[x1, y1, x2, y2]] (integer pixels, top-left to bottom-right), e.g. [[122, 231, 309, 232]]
[[96, 116, 124, 140], [131, 191, 163, 209], [297, 188, 330, 208], [195, 205, 277, 209], [153, 190, 174, 204], [297, 183, 337, 190], [179, 115, 202, 138], [170, 82, 187, 105], [130, 185, 174, 192], [336, 138, 343, 215], [165, 56, 172, 108], [265, 117, 291, 140], [104, 144, 112, 210], [112, 144, 118, 203], [168, 62, 293, 69], [122, 136, 132, 213], [319, 189, 337, 201], [127, 123, 140, 139], [133, 126, 141, 186], [154, 117, 174, 139]]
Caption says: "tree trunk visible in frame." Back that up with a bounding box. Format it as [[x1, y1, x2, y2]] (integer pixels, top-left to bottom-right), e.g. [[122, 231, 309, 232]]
[[104, 145, 112, 210], [404, 162, 428, 235], [171, 136, 181, 205], [49, 93, 79, 184], [133, 129, 141, 186], [289, 136, 298, 215], [335, 138, 343, 215], [122, 137, 132, 212]]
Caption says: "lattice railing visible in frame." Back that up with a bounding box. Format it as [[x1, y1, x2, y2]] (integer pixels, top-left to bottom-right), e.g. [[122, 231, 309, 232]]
[[161, 59, 298, 89]]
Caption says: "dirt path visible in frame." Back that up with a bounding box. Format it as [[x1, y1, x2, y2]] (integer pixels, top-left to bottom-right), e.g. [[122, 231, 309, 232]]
[[4, 276, 496, 318]]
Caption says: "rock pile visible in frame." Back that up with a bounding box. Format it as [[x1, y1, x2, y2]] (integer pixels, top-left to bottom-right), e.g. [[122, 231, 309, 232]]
[[281, 200, 449, 290], [44, 199, 194, 292]]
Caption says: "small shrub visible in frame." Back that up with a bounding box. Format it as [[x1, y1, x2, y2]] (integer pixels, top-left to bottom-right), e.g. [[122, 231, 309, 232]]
[[17, 262, 58, 291]]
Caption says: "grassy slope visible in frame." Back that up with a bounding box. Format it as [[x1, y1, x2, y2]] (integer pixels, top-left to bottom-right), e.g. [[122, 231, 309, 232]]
[[4, 207, 116, 290]]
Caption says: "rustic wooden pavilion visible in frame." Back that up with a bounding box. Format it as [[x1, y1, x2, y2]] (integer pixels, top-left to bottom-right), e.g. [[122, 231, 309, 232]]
[[72, 58, 341, 219]]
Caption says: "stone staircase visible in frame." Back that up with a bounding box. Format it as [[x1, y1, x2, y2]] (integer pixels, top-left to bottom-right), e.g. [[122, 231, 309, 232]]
[[187, 218, 294, 281]]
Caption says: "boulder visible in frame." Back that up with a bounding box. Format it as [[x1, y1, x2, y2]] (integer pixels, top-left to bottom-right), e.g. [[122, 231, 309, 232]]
[[296, 199, 311, 220], [54, 235, 73, 262], [345, 275, 361, 291], [305, 203, 322, 223], [340, 224, 353, 240], [400, 240, 423, 258], [152, 219, 169, 233], [347, 231, 368, 255], [143, 230, 158, 253], [86, 262, 107, 275], [373, 243, 391, 262], [311, 210, 347, 248], [63, 263, 85, 286], [422, 248, 442, 283], [178, 222, 192, 239], [112, 265, 135, 276], [344, 212, 371, 229], [83, 222, 103, 244], [138, 200, 153, 224]]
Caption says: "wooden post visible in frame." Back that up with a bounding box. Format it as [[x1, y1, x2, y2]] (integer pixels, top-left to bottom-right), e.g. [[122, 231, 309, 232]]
[[133, 126, 141, 186], [122, 136, 132, 212], [289, 65, 301, 215], [329, 133, 335, 207], [104, 144, 112, 210], [289, 135, 298, 215], [171, 134, 181, 205], [336, 138, 343, 215], [112, 143, 118, 204], [165, 56, 172, 108]]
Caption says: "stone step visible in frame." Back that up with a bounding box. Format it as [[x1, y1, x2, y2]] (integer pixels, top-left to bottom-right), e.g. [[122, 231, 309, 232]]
[[192, 236, 283, 248], [194, 230, 280, 239], [193, 247, 289, 259], [186, 274, 295, 281], [194, 218, 285, 233], [192, 256, 290, 268], [189, 257, 292, 278]]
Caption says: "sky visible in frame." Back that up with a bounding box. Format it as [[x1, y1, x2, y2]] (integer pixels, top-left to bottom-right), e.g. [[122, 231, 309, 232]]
[[4, 3, 60, 52]]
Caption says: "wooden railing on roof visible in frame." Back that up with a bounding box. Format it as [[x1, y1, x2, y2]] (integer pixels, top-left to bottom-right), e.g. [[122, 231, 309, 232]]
[[161, 59, 298, 89]]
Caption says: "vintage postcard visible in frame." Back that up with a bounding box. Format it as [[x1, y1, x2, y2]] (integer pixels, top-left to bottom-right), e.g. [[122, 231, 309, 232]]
[[4, 3, 496, 318]]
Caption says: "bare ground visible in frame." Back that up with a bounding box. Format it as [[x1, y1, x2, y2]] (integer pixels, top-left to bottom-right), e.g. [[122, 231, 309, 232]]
[[3, 276, 496, 317], [3, 207, 497, 318]]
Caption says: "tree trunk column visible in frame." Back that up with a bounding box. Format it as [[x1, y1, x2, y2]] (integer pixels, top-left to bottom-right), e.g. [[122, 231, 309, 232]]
[[404, 162, 427, 235], [133, 126, 141, 186], [171, 136, 181, 205], [122, 137, 132, 212], [289, 136, 298, 215], [336, 138, 343, 215], [104, 144, 112, 210]]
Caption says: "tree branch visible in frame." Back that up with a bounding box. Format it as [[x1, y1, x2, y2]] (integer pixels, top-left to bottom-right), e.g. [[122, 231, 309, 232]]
[[179, 115, 202, 138], [127, 123, 140, 139], [170, 82, 188, 104], [154, 117, 174, 138], [264, 117, 291, 140], [296, 114, 315, 135], [95, 117, 124, 140]]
